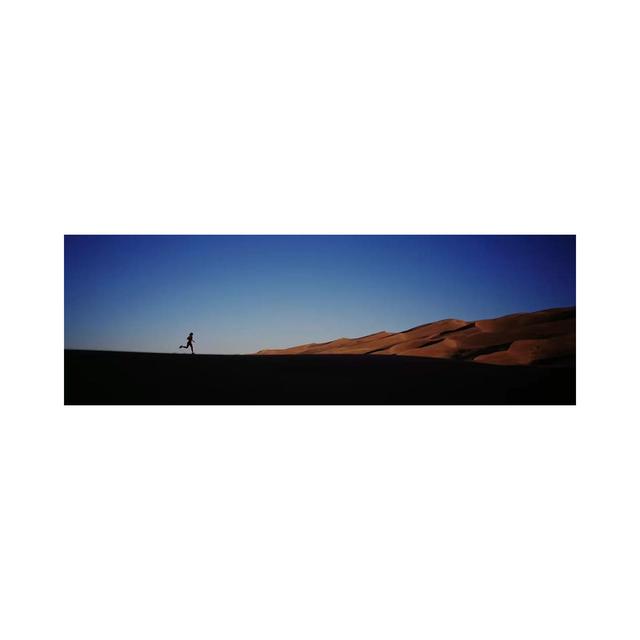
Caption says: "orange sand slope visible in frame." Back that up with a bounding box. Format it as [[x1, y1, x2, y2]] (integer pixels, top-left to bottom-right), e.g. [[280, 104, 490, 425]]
[[257, 307, 576, 366]]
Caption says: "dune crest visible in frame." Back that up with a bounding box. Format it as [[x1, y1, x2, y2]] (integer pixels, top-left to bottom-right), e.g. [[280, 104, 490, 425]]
[[257, 307, 575, 365]]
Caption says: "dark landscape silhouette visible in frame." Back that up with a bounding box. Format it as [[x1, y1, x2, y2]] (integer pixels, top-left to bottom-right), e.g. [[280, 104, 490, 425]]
[[65, 307, 575, 405]]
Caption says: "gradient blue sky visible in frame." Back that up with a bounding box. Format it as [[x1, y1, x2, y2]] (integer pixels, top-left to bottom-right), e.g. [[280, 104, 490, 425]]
[[64, 235, 576, 354]]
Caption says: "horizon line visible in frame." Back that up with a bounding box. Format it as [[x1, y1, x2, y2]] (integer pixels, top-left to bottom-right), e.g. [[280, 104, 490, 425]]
[[64, 304, 576, 355]]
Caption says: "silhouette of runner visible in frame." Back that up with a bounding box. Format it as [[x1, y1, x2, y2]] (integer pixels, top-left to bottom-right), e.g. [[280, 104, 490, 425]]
[[179, 332, 195, 354]]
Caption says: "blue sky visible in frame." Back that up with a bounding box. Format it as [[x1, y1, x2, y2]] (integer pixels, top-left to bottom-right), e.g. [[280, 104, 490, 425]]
[[64, 235, 576, 353]]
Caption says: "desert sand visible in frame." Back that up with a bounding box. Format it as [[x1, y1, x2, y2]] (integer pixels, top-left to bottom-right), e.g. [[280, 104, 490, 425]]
[[257, 307, 575, 366], [64, 351, 575, 405], [64, 307, 575, 405]]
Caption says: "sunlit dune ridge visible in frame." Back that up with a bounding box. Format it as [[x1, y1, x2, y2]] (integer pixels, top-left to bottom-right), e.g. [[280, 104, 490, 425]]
[[257, 307, 575, 366]]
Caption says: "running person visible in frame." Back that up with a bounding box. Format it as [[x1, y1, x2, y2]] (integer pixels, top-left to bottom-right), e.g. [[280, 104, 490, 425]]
[[179, 332, 195, 354]]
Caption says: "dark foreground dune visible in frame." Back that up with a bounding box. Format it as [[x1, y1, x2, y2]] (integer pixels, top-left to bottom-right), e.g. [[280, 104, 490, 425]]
[[65, 350, 575, 405]]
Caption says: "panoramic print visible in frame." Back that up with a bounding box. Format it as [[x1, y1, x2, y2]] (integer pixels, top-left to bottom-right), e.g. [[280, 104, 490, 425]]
[[64, 235, 576, 405]]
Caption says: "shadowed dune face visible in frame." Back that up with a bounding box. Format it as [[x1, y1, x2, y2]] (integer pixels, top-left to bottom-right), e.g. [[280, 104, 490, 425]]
[[65, 351, 576, 405], [257, 307, 575, 366]]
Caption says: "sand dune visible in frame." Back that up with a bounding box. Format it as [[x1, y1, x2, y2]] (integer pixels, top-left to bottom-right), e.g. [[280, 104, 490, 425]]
[[65, 351, 576, 404], [257, 307, 575, 366]]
